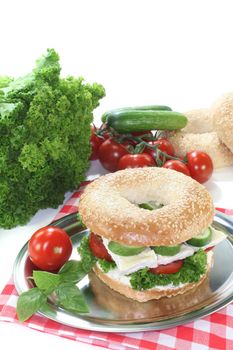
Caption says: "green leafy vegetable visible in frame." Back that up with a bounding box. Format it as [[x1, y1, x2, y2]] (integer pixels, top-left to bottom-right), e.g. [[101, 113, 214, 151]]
[[97, 259, 116, 273], [77, 213, 85, 228], [32, 271, 61, 295], [58, 260, 87, 283], [129, 250, 207, 290], [0, 49, 105, 228], [16, 288, 47, 322], [0, 76, 13, 88], [54, 282, 89, 313], [77, 235, 97, 272]]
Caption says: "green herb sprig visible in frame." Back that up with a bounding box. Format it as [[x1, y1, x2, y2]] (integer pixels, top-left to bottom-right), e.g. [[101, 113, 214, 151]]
[[16, 235, 97, 322]]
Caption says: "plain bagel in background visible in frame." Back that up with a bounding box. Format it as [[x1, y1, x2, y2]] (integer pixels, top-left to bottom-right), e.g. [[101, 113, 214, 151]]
[[166, 108, 233, 169], [211, 92, 233, 154]]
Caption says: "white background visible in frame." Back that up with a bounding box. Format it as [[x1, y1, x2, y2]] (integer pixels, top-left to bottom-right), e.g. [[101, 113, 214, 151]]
[[0, 1, 233, 349]]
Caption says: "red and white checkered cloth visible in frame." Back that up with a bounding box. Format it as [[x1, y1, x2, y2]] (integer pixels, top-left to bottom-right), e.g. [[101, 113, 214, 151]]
[[1, 181, 233, 350]]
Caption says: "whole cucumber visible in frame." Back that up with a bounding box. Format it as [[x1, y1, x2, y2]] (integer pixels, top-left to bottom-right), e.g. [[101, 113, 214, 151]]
[[101, 105, 172, 123], [106, 110, 187, 133]]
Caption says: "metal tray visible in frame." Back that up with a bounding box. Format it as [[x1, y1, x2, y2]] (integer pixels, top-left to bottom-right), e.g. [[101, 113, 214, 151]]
[[13, 211, 233, 332]]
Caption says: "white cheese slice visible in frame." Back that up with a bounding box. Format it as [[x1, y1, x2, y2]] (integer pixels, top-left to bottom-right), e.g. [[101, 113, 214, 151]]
[[102, 238, 158, 274], [157, 244, 195, 266], [186, 227, 227, 252], [101, 228, 226, 275]]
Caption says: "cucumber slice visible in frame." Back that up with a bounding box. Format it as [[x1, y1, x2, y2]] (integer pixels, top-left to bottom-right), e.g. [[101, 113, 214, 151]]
[[108, 241, 145, 256], [139, 202, 163, 210], [187, 227, 212, 247], [153, 244, 181, 256]]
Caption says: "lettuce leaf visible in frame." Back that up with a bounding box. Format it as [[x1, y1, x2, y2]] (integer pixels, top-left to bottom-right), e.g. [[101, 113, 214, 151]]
[[129, 250, 207, 290], [0, 49, 105, 228]]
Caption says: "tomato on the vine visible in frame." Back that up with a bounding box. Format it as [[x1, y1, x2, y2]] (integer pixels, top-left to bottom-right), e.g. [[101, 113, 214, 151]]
[[28, 226, 72, 271], [131, 131, 153, 138], [163, 160, 191, 176], [99, 123, 111, 140], [130, 131, 153, 144], [145, 139, 174, 164], [89, 233, 113, 261], [149, 260, 183, 274], [98, 138, 129, 171], [186, 151, 213, 183], [117, 153, 155, 170], [90, 126, 102, 160]]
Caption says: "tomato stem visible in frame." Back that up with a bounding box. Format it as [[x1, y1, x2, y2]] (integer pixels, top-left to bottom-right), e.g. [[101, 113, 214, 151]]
[[94, 124, 187, 167]]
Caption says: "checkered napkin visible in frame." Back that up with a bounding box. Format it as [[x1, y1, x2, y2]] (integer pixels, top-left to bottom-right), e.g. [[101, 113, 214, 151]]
[[1, 181, 233, 350]]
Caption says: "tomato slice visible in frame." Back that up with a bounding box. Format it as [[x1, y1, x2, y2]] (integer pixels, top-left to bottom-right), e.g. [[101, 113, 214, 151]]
[[89, 233, 113, 262], [149, 260, 183, 274], [205, 246, 214, 252]]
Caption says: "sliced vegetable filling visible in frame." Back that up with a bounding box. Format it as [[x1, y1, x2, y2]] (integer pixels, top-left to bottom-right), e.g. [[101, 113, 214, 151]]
[[86, 222, 227, 290]]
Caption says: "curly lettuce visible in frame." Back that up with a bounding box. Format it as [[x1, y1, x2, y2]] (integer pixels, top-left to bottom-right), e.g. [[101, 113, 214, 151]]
[[0, 49, 105, 228], [129, 250, 208, 290]]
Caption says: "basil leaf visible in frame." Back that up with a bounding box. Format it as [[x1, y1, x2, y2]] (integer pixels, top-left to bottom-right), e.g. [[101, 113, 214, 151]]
[[16, 288, 47, 322], [55, 282, 89, 313], [58, 260, 86, 283], [33, 271, 61, 294]]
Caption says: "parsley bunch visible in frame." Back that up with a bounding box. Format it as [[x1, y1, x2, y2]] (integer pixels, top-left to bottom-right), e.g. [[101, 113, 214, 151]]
[[0, 49, 105, 228]]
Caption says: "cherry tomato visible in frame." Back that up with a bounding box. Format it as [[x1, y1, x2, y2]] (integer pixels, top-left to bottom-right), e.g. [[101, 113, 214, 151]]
[[145, 139, 174, 164], [163, 160, 191, 176], [117, 153, 155, 170], [89, 233, 113, 261], [149, 260, 183, 274], [28, 226, 72, 271], [90, 126, 102, 160], [186, 151, 213, 184], [131, 131, 153, 138], [98, 138, 129, 172]]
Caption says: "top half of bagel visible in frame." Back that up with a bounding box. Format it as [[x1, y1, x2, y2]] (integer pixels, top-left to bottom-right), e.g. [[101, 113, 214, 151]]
[[79, 168, 214, 247]]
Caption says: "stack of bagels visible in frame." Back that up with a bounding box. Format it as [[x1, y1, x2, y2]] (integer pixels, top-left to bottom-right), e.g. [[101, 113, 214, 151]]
[[166, 93, 233, 168]]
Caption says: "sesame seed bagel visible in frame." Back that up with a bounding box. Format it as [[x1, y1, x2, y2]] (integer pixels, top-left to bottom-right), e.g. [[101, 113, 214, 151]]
[[211, 92, 233, 153], [79, 167, 214, 246], [89, 270, 212, 317]]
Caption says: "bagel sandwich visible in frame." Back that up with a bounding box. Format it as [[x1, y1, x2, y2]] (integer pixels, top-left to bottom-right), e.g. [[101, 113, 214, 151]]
[[78, 168, 227, 302]]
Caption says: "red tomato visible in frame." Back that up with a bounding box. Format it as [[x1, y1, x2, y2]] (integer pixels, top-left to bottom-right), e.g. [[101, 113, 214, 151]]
[[28, 226, 72, 271], [117, 153, 155, 170], [205, 246, 214, 252], [89, 233, 113, 262], [145, 139, 174, 164], [90, 126, 102, 160], [163, 160, 191, 176], [186, 151, 213, 183], [131, 131, 153, 137], [98, 138, 129, 172], [149, 260, 183, 274]]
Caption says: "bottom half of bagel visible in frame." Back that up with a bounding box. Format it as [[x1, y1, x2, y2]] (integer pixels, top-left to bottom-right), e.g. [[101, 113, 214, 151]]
[[92, 251, 213, 303], [166, 131, 233, 169]]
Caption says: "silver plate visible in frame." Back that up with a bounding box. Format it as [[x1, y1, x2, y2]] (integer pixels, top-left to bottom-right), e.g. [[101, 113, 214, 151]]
[[14, 211, 233, 332]]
